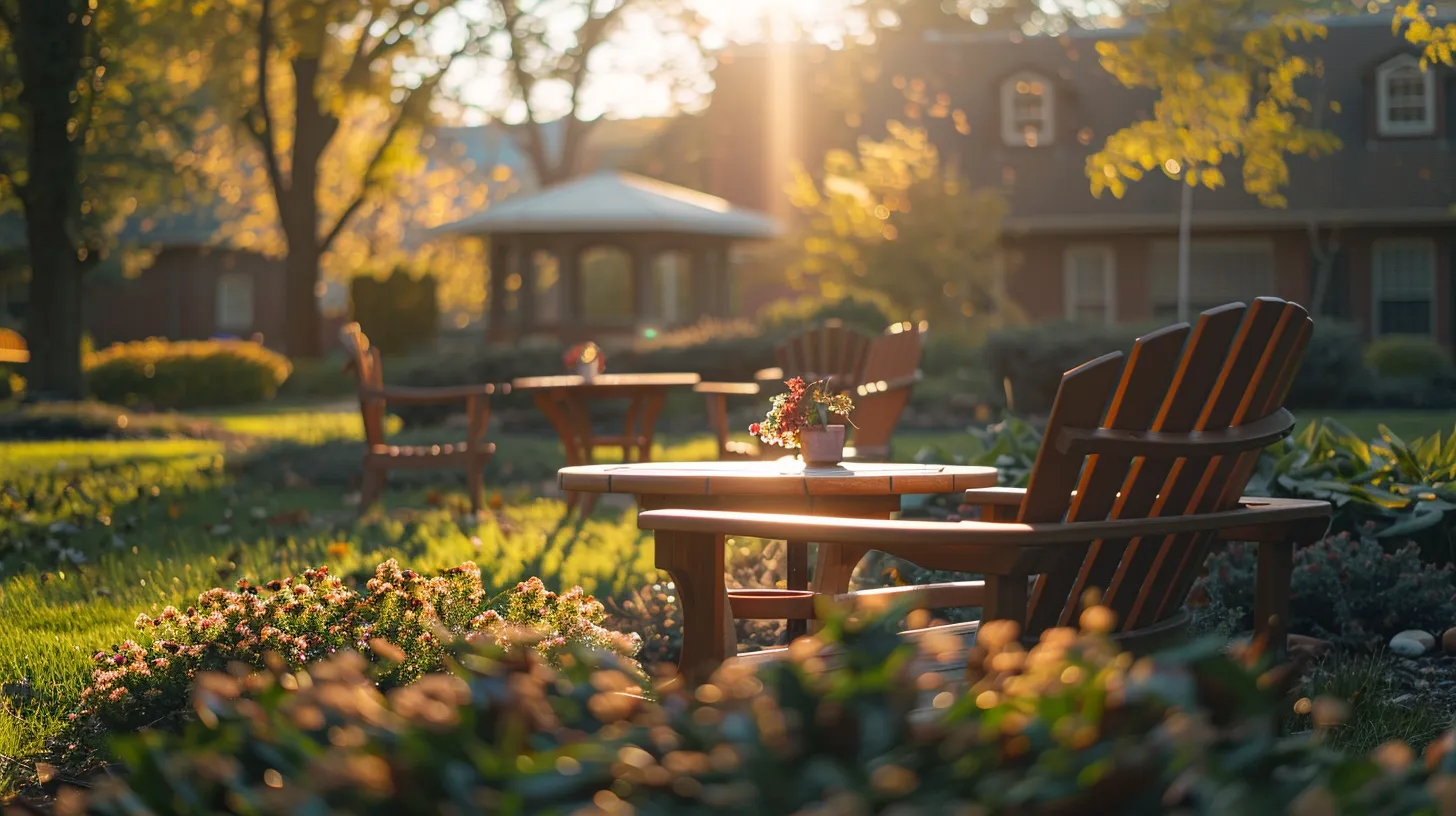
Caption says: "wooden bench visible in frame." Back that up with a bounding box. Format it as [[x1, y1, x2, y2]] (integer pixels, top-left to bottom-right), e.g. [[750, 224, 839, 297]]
[[641, 299, 1333, 681]]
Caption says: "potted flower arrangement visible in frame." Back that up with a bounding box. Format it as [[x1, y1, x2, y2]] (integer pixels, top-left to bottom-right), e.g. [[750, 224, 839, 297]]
[[749, 377, 855, 465], [563, 342, 605, 379]]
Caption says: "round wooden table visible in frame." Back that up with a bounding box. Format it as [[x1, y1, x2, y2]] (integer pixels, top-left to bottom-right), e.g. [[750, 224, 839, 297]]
[[513, 373, 702, 511], [558, 460, 999, 658]]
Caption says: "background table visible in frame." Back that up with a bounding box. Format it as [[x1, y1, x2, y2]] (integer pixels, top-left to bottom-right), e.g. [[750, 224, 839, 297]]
[[558, 460, 999, 656], [513, 373, 702, 510]]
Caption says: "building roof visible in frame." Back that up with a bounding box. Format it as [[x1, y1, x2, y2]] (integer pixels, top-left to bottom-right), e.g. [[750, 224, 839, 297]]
[[431, 170, 782, 238], [866, 13, 1456, 233]]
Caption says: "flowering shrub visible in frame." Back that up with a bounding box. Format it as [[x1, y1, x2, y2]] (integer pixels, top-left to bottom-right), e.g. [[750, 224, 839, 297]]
[[1193, 531, 1456, 646], [82, 603, 1456, 815], [76, 561, 640, 736], [750, 377, 855, 450], [85, 338, 292, 408]]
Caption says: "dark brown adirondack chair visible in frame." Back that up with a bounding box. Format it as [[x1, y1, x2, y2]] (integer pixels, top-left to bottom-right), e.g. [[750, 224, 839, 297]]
[[340, 323, 508, 513], [641, 299, 1332, 682], [845, 320, 927, 460], [697, 320, 893, 461]]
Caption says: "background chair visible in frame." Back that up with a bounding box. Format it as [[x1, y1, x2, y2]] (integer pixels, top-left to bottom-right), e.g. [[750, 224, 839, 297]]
[[340, 323, 508, 513]]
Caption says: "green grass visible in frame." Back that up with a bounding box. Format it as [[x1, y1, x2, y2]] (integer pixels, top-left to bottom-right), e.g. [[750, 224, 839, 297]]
[[1302, 411, 1456, 442]]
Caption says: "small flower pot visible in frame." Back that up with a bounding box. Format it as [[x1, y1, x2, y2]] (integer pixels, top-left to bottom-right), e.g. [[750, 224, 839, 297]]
[[574, 361, 603, 380], [800, 425, 845, 466]]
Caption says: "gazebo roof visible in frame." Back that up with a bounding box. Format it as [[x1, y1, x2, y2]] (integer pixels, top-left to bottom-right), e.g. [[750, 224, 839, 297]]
[[432, 171, 781, 239]]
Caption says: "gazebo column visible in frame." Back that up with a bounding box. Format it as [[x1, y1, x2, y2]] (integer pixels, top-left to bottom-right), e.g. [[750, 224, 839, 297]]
[[560, 240, 582, 327], [632, 238, 654, 328], [694, 244, 730, 319], [487, 236, 509, 342], [517, 240, 536, 336]]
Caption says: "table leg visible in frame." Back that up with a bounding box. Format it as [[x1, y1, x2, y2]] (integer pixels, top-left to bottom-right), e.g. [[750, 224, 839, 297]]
[[621, 395, 644, 464], [784, 540, 810, 642], [634, 390, 668, 463], [561, 392, 602, 515]]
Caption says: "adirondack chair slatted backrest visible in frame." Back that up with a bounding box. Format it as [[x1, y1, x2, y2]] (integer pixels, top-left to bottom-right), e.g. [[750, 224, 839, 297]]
[[775, 320, 872, 390], [340, 323, 388, 448], [850, 321, 928, 453], [1017, 298, 1313, 636]]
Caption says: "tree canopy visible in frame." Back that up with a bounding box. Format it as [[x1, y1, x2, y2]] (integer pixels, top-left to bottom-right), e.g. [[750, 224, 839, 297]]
[[1086, 0, 1341, 208], [785, 121, 1014, 331]]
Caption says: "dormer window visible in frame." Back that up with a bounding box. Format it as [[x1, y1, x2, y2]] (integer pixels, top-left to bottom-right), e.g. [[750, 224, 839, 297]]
[[1001, 72, 1054, 147], [1377, 54, 1435, 137]]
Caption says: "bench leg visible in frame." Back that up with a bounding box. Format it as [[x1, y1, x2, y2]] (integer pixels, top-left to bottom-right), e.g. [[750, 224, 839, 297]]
[[656, 529, 733, 683], [784, 540, 810, 641], [1254, 538, 1295, 664]]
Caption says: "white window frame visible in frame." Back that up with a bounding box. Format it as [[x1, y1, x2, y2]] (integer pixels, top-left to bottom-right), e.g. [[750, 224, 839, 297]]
[[1063, 245, 1117, 324], [1000, 71, 1055, 148], [215, 272, 254, 332], [1372, 237, 1438, 336], [1376, 54, 1436, 138]]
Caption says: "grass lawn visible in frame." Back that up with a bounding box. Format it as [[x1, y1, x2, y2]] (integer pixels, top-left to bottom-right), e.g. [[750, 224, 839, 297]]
[[2, 404, 1455, 793]]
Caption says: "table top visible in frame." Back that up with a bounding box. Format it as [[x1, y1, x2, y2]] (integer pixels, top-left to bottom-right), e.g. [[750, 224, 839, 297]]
[[512, 373, 702, 390], [557, 460, 999, 496]]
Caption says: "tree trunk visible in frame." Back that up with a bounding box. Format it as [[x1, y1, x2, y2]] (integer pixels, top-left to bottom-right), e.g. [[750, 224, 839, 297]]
[[16, 0, 87, 400], [1177, 179, 1193, 323], [278, 56, 332, 359]]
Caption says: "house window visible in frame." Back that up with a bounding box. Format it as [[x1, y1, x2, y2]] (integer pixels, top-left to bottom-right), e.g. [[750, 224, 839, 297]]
[[215, 273, 254, 332], [1063, 246, 1116, 324], [1373, 238, 1436, 336], [1377, 54, 1436, 137], [1000, 72, 1054, 147], [1147, 239, 1277, 320]]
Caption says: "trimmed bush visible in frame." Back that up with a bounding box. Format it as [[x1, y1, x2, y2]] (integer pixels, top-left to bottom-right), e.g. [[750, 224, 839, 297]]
[[1365, 334, 1455, 379], [351, 268, 439, 355], [85, 338, 292, 409], [984, 321, 1160, 415], [1285, 320, 1372, 408], [756, 291, 896, 334], [1194, 532, 1456, 647], [83, 603, 1456, 815]]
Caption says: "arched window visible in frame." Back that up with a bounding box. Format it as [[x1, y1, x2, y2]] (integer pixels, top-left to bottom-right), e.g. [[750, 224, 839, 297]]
[[652, 251, 693, 324], [1377, 54, 1435, 137], [1000, 71, 1054, 147], [579, 246, 634, 324]]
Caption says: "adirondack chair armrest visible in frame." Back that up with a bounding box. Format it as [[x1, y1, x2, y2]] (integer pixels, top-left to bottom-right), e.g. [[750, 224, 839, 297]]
[[640, 500, 1330, 560], [359, 383, 509, 405], [854, 370, 922, 396]]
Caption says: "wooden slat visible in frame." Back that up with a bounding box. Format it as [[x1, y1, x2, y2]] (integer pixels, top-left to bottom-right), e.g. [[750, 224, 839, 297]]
[[1151, 302, 1313, 620], [1117, 298, 1287, 629], [1095, 304, 1247, 626], [1017, 352, 1126, 523], [1053, 408, 1296, 459], [1026, 323, 1189, 632]]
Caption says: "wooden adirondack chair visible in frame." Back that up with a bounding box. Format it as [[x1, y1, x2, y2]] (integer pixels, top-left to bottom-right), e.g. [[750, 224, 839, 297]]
[[845, 320, 928, 460], [640, 299, 1333, 681], [699, 320, 921, 461], [340, 323, 508, 513]]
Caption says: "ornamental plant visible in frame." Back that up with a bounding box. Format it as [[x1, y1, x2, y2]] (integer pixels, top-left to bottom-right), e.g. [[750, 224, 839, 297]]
[[749, 376, 854, 450], [85, 338, 292, 408], [83, 602, 1456, 815], [73, 561, 641, 740], [562, 341, 604, 372], [1192, 530, 1456, 647]]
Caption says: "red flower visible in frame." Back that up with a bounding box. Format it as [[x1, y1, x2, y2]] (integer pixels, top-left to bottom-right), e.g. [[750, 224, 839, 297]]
[[749, 423, 760, 435]]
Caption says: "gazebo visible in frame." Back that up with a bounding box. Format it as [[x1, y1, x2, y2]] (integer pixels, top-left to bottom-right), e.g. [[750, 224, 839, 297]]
[[434, 171, 780, 343]]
